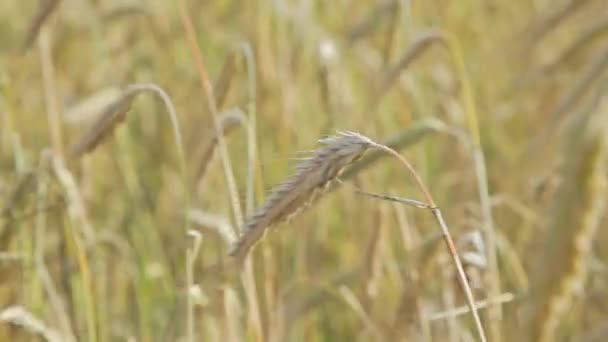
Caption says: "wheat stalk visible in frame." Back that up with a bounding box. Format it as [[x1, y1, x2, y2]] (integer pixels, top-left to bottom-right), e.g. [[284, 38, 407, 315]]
[[213, 50, 237, 110], [186, 230, 203, 342], [356, 140, 487, 342], [22, 0, 61, 51], [176, 3, 261, 339], [228, 132, 374, 261], [227, 131, 486, 341]]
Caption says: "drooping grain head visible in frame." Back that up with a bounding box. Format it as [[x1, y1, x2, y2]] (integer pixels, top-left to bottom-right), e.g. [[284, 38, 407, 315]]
[[69, 90, 137, 159], [229, 132, 374, 261]]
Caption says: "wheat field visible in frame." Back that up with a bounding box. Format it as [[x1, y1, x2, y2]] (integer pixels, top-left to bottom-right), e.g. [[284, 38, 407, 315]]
[[1, 1, 608, 341]]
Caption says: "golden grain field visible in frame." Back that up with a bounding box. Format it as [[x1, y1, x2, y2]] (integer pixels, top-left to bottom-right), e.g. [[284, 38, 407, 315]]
[[1, 1, 608, 341]]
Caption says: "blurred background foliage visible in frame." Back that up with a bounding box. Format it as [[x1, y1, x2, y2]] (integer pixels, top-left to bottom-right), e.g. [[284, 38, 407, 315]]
[[1, 0, 608, 341]]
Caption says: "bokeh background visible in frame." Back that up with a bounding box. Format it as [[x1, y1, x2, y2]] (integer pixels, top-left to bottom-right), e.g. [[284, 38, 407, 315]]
[[1, 0, 608, 341]]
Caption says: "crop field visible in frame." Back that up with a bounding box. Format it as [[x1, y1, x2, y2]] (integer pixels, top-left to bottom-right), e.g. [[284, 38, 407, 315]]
[[1, 1, 608, 341]]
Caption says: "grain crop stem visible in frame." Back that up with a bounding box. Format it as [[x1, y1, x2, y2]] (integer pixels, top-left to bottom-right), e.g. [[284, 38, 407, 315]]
[[370, 142, 487, 342]]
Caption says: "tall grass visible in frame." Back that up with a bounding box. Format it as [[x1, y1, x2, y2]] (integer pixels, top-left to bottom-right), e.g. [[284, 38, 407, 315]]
[[1, 0, 608, 341]]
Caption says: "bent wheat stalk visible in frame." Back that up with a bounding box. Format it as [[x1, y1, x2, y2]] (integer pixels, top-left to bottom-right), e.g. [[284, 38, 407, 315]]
[[228, 131, 487, 342], [357, 141, 487, 342]]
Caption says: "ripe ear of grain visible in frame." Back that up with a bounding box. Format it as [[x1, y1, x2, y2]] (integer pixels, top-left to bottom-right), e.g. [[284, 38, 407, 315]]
[[69, 90, 136, 159], [229, 132, 373, 261]]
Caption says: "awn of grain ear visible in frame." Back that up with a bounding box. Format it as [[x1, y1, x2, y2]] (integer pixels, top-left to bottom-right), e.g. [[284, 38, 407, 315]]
[[228, 132, 374, 262]]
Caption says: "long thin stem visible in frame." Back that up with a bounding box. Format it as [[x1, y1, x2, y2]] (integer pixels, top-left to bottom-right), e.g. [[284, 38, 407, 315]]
[[370, 142, 487, 342], [39, 27, 63, 159], [241, 42, 257, 217], [177, 1, 243, 228], [431, 208, 487, 342], [186, 230, 203, 342], [426, 293, 515, 322], [122, 83, 187, 184], [369, 142, 435, 206], [442, 32, 502, 340], [177, 3, 264, 341]]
